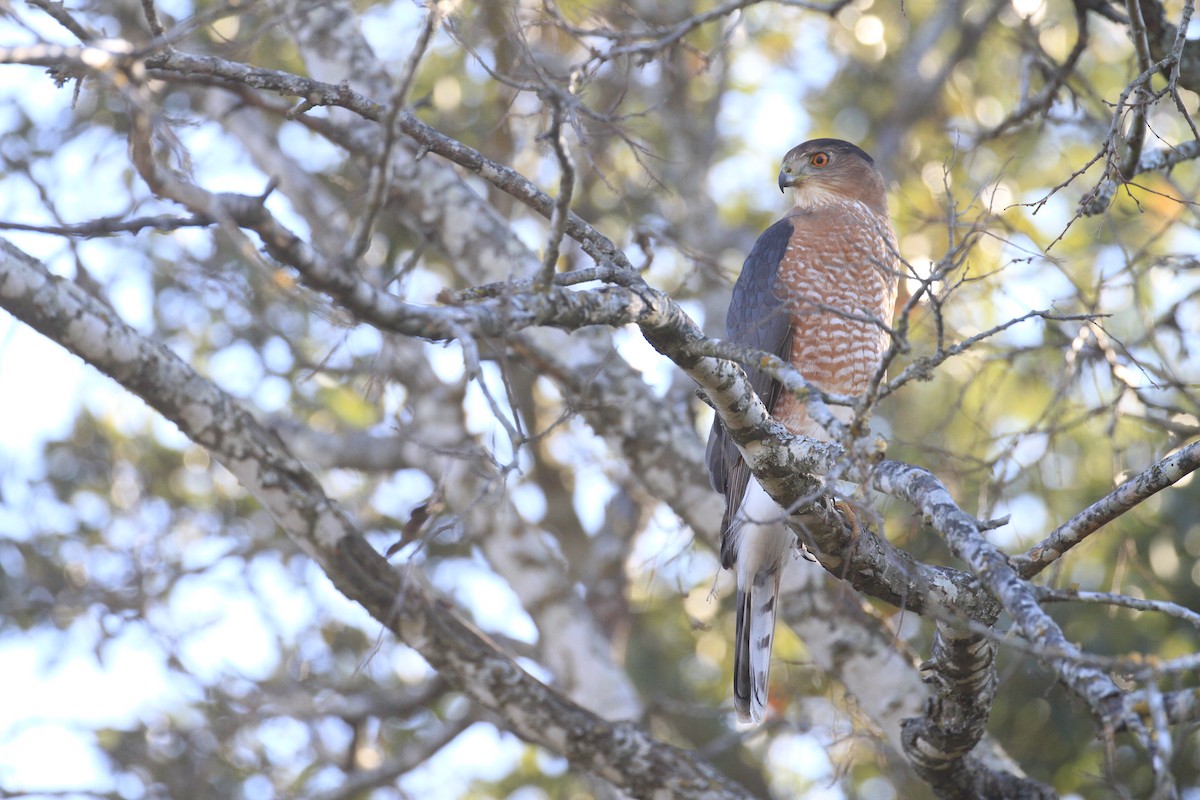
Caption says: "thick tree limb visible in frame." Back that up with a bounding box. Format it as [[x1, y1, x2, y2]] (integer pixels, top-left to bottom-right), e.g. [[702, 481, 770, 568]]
[[0, 239, 750, 800], [902, 623, 1054, 799], [872, 460, 1126, 730]]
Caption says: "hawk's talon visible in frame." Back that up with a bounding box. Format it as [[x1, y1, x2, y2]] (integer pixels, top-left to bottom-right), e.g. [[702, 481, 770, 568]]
[[833, 499, 861, 540]]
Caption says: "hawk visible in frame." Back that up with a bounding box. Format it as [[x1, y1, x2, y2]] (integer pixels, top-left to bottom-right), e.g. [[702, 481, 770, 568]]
[[706, 138, 899, 723]]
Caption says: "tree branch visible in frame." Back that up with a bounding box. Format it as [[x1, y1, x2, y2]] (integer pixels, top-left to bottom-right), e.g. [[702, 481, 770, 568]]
[[0, 239, 750, 800], [1018, 438, 1200, 578], [902, 623, 1054, 799]]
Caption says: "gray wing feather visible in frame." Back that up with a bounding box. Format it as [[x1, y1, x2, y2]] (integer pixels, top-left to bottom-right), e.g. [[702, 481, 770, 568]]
[[705, 217, 795, 569]]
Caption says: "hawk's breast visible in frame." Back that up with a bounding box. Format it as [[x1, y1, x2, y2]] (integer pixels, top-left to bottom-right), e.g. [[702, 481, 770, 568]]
[[771, 199, 899, 439]]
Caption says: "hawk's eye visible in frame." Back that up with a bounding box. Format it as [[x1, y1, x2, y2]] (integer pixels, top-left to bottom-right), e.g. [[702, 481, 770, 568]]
[[810, 152, 830, 167]]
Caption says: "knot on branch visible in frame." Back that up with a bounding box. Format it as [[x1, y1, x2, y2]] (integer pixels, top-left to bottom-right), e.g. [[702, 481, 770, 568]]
[[899, 620, 1053, 796], [902, 624, 998, 781]]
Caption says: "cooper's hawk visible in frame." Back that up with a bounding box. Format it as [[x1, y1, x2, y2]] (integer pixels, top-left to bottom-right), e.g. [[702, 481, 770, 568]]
[[706, 138, 899, 723]]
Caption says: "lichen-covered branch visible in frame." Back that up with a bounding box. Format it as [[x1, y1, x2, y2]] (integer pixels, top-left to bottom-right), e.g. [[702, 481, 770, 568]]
[[0, 239, 750, 800], [902, 623, 1054, 799], [1019, 439, 1200, 578], [871, 460, 1126, 731]]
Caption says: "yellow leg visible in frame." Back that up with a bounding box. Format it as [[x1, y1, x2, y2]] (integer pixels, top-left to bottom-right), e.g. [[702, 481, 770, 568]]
[[832, 499, 861, 539]]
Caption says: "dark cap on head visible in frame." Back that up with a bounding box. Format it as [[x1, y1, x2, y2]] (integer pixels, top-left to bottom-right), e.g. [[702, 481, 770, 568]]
[[782, 138, 875, 166]]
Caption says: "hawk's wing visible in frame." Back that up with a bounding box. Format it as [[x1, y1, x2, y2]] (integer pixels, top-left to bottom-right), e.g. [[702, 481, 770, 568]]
[[705, 217, 795, 569]]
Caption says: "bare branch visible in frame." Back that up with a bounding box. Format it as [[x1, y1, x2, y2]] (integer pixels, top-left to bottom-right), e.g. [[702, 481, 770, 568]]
[[1122, 688, 1200, 728], [1018, 438, 1200, 578], [883, 309, 1105, 400], [0, 211, 214, 237], [980, 0, 1090, 141], [1121, 0, 1154, 178], [310, 716, 473, 800], [1037, 587, 1200, 630], [871, 460, 1127, 730], [538, 93, 576, 288], [0, 239, 752, 800], [141, 0, 167, 39], [344, 0, 449, 262], [26, 0, 98, 42]]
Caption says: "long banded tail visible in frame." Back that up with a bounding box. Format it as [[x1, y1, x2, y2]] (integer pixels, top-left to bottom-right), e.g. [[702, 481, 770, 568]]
[[733, 566, 783, 723]]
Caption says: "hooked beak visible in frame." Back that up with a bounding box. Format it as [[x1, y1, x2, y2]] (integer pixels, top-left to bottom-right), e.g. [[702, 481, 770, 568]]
[[778, 165, 797, 193]]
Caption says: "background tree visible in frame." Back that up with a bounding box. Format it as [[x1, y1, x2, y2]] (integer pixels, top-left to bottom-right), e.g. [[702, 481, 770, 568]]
[[1, 0, 1198, 798]]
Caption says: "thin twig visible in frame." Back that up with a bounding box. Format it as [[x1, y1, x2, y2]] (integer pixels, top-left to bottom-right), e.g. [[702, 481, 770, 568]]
[[0, 213, 213, 236], [881, 309, 1104, 399], [344, 1, 448, 263], [447, 321, 525, 450], [538, 93, 576, 288], [141, 0, 167, 39], [1037, 587, 1200, 631], [26, 0, 97, 42], [979, 0, 1089, 140], [1121, 0, 1154, 178]]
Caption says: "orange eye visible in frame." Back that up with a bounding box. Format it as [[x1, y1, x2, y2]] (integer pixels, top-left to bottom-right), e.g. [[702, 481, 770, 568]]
[[810, 152, 829, 167]]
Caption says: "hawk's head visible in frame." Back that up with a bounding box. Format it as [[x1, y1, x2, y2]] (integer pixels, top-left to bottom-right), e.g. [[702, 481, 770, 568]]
[[778, 138, 887, 215]]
